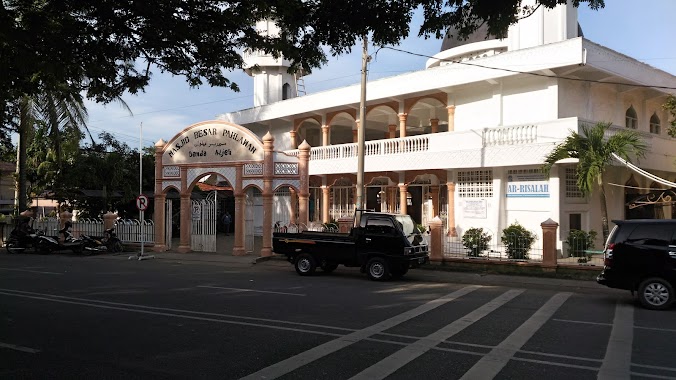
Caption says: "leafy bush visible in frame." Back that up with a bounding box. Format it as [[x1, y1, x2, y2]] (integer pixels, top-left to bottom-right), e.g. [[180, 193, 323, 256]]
[[462, 227, 492, 257], [501, 222, 536, 260], [565, 229, 598, 263]]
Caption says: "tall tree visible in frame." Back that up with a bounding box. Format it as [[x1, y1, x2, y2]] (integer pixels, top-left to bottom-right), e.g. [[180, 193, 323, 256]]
[[664, 95, 676, 138], [1, 0, 604, 125], [543, 122, 647, 240]]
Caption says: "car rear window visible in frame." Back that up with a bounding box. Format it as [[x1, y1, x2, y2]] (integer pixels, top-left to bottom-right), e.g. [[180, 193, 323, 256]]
[[624, 224, 675, 247]]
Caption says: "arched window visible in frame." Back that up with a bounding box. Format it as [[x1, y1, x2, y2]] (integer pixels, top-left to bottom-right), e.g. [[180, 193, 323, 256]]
[[282, 83, 291, 100], [650, 113, 661, 134], [625, 106, 638, 129]]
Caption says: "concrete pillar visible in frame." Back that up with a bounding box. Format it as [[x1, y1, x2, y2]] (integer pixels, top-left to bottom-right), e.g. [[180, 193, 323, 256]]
[[153, 139, 166, 251], [430, 185, 439, 217], [352, 122, 358, 143], [261, 132, 275, 257], [429, 216, 443, 262], [388, 124, 397, 139], [541, 218, 559, 267], [152, 194, 167, 251], [446, 180, 457, 237], [399, 184, 408, 215], [338, 217, 353, 233], [59, 211, 73, 242], [233, 164, 246, 256], [398, 113, 407, 138], [430, 118, 439, 133], [298, 140, 311, 227], [289, 130, 297, 148], [103, 211, 117, 231], [321, 125, 329, 146], [446, 105, 456, 132]]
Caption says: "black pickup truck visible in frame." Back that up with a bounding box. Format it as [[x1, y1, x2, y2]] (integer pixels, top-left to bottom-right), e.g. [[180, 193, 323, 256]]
[[272, 211, 429, 281]]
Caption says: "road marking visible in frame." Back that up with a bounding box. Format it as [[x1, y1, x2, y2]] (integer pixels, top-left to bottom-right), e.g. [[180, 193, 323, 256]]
[[197, 285, 306, 297], [552, 318, 612, 327], [635, 325, 676, 333], [0, 342, 41, 353], [459, 292, 572, 380], [240, 285, 481, 380], [0, 288, 350, 332], [0, 267, 62, 275], [598, 302, 634, 380], [350, 289, 524, 380]]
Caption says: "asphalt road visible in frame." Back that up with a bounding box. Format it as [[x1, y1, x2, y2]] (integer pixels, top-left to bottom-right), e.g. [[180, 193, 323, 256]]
[[0, 253, 675, 380]]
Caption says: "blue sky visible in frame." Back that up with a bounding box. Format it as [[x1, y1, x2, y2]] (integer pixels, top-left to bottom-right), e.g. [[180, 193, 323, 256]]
[[83, 1, 676, 148]]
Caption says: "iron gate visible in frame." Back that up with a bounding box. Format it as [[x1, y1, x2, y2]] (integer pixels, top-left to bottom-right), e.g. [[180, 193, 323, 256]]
[[165, 199, 172, 250], [245, 193, 254, 253], [191, 191, 217, 252]]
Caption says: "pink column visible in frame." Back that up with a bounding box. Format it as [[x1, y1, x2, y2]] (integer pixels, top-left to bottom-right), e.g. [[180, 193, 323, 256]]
[[430, 118, 439, 133], [429, 216, 443, 263], [261, 132, 275, 257], [446, 105, 456, 132], [541, 219, 559, 268], [298, 141, 311, 226], [103, 211, 117, 231], [352, 120, 358, 143], [290, 188, 298, 225], [398, 113, 407, 138], [153, 140, 166, 251], [388, 125, 397, 139], [233, 164, 246, 256], [59, 211, 72, 243], [321, 186, 330, 223], [321, 125, 329, 146], [399, 184, 408, 215], [430, 185, 439, 217], [289, 130, 297, 148]]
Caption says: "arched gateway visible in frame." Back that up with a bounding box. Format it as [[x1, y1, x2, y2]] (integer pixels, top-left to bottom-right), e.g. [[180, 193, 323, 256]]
[[152, 120, 310, 256]]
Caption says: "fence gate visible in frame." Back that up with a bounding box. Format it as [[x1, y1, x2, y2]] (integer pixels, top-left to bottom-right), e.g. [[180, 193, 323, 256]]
[[165, 200, 173, 250], [245, 194, 254, 253], [191, 191, 217, 252]]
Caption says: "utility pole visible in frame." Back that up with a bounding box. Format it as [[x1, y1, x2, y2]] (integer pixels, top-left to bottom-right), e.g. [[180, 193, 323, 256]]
[[356, 34, 369, 212]]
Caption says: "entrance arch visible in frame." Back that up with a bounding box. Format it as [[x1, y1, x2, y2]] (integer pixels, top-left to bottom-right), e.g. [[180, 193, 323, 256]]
[[152, 120, 309, 257]]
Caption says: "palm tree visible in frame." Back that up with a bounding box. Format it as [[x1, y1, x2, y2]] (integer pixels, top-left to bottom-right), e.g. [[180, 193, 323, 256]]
[[14, 85, 131, 213], [543, 122, 648, 240]]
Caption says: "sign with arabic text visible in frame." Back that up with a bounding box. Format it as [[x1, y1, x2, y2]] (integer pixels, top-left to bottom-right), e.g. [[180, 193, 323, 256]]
[[162, 122, 264, 165]]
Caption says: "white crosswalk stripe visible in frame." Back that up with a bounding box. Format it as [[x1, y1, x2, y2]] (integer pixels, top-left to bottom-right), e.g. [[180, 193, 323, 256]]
[[349, 289, 525, 380]]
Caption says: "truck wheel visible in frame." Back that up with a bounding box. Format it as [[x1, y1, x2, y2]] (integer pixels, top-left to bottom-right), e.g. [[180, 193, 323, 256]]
[[321, 263, 338, 273], [366, 257, 390, 281], [295, 253, 317, 276], [638, 277, 674, 310]]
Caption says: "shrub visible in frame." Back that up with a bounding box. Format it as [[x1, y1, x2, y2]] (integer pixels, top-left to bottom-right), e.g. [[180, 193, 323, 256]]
[[462, 227, 492, 257], [565, 229, 598, 263], [501, 222, 536, 260]]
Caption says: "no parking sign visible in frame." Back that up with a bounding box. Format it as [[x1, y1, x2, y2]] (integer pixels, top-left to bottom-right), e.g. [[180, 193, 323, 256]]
[[136, 194, 149, 211]]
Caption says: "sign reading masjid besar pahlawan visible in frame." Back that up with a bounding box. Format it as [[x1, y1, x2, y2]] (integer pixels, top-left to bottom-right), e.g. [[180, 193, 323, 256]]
[[162, 122, 264, 166]]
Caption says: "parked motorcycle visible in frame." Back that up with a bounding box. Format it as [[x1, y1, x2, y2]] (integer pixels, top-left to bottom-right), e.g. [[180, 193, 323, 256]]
[[102, 227, 123, 252], [5, 220, 60, 254], [59, 223, 85, 254], [80, 234, 108, 254]]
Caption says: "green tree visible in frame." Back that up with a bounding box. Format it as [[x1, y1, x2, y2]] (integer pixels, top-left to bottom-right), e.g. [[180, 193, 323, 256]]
[[663, 95, 676, 138], [543, 122, 647, 240], [1, 0, 604, 125]]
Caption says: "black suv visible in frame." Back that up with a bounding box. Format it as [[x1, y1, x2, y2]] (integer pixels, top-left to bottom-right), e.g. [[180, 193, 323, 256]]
[[597, 219, 676, 310]]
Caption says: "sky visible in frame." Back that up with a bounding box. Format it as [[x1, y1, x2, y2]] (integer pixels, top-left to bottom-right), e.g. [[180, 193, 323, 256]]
[[81, 0, 676, 149]]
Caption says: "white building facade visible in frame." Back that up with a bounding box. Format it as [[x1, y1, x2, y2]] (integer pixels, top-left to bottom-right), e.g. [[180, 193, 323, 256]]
[[214, 2, 676, 251]]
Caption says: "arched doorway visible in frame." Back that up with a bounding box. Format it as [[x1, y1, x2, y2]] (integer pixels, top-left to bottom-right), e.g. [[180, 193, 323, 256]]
[[153, 120, 308, 256]]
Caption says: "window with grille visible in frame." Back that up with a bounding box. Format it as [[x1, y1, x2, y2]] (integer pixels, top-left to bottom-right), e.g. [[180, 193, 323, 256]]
[[625, 106, 638, 129], [650, 113, 661, 134], [457, 170, 493, 198], [565, 167, 584, 198]]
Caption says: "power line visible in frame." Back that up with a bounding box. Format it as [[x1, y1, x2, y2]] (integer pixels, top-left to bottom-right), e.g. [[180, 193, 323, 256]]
[[382, 46, 676, 91]]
